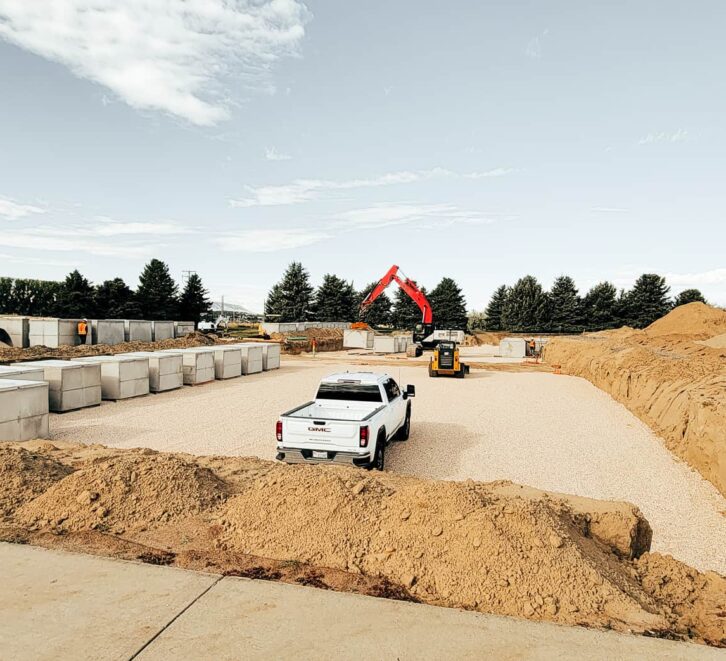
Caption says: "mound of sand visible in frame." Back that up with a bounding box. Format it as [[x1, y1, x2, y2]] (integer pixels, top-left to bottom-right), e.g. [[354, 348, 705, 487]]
[[1, 442, 723, 646], [15, 452, 228, 532], [544, 332, 726, 496], [646, 302, 726, 339], [0, 446, 73, 517]]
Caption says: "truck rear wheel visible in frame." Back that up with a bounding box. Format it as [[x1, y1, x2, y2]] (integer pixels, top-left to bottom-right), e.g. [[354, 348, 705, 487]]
[[373, 434, 386, 470]]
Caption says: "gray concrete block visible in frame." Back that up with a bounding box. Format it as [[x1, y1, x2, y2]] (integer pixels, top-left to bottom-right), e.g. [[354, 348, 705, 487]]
[[228, 344, 263, 374], [261, 343, 280, 370], [74, 356, 150, 400], [121, 352, 183, 393], [209, 347, 242, 379], [28, 318, 83, 348], [124, 320, 153, 342], [499, 337, 527, 358], [344, 329, 374, 349], [0, 316, 29, 348], [373, 336, 397, 353], [173, 321, 195, 337], [161, 349, 215, 385], [0, 366, 46, 382], [151, 321, 174, 341], [91, 319, 126, 345], [0, 379, 49, 441]]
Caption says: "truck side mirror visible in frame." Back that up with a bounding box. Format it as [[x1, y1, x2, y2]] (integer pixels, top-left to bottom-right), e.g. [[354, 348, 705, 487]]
[[406, 384, 416, 398]]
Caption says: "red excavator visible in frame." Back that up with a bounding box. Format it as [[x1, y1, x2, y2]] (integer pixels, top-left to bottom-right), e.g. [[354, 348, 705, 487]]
[[359, 264, 435, 355]]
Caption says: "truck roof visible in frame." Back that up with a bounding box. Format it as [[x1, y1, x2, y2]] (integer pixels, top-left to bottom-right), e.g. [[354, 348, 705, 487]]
[[320, 371, 388, 385]]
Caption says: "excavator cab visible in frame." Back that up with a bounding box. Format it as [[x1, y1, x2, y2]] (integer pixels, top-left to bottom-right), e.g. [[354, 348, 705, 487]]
[[413, 322, 435, 347], [429, 340, 469, 378]]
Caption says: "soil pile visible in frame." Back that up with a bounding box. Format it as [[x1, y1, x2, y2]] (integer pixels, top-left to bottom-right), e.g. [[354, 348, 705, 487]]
[[1, 441, 723, 646], [271, 327, 344, 354], [16, 451, 228, 533], [646, 303, 726, 339], [0, 445, 73, 516], [544, 313, 726, 496], [0, 331, 216, 364]]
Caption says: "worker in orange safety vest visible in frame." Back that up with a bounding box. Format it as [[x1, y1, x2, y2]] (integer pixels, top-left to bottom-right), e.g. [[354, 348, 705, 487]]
[[77, 319, 89, 344]]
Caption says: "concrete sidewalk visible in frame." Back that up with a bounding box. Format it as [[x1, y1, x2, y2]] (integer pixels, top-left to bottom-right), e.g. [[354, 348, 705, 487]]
[[0, 543, 720, 660]]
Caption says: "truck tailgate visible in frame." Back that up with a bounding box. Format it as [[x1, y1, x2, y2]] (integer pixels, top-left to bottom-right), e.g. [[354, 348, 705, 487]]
[[283, 416, 360, 451]]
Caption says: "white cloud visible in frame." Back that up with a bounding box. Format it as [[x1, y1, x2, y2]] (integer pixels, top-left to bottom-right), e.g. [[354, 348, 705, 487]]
[[214, 228, 330, 252], [0, 229, 152, 258], [0, 196, 45, 220], [665, 268, 726, 288], [230, 166, 515, 207], [638, 129, 688, 145], [265, 147, 292, 161], [90, 217, 197, 236], [590, 206, 628, 213], [0, 0, 310, 126], [525, 29, 549, 59], [335, 204, 499, 230]]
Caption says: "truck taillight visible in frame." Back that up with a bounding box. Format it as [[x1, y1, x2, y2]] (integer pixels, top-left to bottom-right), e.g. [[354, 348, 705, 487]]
[[276, 420, 283, 442], [359, 425, 369, 448]]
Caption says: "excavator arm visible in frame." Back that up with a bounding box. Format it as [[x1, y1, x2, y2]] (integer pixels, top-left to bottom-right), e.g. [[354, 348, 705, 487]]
[[360, 265, 433, 324]]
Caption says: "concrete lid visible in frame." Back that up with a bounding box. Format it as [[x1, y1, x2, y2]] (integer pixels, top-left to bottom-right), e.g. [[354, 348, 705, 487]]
[[74, 355, 148, 363], [0, 378, 48, 391], [13, 359, 83, 369], [122, 351, 183, 357], [0, 365, 42, 374]]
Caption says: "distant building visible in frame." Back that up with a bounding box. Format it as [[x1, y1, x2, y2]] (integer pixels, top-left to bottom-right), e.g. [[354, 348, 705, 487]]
[[209, 301, 261, 322]]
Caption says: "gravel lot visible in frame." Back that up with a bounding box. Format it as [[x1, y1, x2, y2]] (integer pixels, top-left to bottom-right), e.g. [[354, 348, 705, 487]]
[[50, 357, 726, 574]]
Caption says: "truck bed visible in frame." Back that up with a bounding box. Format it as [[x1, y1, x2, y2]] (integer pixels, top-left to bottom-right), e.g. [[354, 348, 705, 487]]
[[283, 401, 383, 422]]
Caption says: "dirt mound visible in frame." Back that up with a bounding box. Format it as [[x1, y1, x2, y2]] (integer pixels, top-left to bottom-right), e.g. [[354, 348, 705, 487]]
[[15, 451, 228, 532], [271, 327, 344, 354], [0, 445, 73, 517], [0, 332, 216, 364], [544, 332, 726, 496], [2, 442, 723, 646], [700, 333, 726, 349], [646, 303, 726, 339]]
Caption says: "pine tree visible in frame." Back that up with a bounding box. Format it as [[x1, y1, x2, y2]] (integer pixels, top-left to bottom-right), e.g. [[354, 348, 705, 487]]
[[392, 283, 428, 330], [136, 259, 179, 320], [501, 275, 550, 332], [266, 262, 314, 322], [94, 278, 142, 319], [314, 274, 357, 321], [674, 289, 706, 307], [548, 276, 582, 332], [429, 277, 468, 330], [581, 282, 618, 330], [55, 270, 96, 318], [264, 283, 285, 320], [624, 274, 671, 328], [179, 273, 212, 327], [358, 282, 392, 326], [0, 278, 13, 314], [484, 285, 509, 331]]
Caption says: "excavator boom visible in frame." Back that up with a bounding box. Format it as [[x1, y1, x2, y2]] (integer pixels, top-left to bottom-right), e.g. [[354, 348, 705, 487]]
[[359, 264, 433, 324]]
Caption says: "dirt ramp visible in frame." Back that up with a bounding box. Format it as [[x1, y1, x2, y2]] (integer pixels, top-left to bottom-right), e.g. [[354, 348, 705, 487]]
[[544, 332, 726, 496], [16, 452, 228, 532]]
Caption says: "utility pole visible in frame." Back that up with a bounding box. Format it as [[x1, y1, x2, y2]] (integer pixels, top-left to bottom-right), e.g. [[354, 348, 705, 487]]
[[181, 270, 197, 286]]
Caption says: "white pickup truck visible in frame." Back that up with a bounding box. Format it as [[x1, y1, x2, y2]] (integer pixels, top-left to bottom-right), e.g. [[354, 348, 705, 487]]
[[275, 371, 416, 470]]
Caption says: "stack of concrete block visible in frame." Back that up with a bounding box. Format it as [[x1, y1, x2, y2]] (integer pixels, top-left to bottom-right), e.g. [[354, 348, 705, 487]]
[[91, 319, 126, 346], [162, 348, 215, 385], [74, 355, 149, 400], [124, 320, 152, 342], [0, 316, 30, 348], [15, 360, 101, 412], [499, 338, 527, 358], [151, 321, 174, 341], [122, 352, 183, 393], [230, 344, 263, 374], [395, 336, 408, 353], [0, 379, 49, 442], [343, 329, 374, 349], [207, 347, 242, 380], [29, 318, 82, 348], [0, 365, 45, 382], [174, 321, 195, 338], [261, 343, 281, 370], [373, 336, 397, 353]]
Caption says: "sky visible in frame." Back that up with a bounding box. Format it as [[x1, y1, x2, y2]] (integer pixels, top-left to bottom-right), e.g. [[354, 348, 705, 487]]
[[1, 0, 725, 312]]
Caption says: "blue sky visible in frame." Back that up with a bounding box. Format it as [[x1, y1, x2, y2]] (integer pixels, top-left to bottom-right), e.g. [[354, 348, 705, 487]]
[[1, 1, 724, 311]]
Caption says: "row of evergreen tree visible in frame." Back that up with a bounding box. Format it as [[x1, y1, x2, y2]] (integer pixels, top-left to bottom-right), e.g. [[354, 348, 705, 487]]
[[0, 259, 212, 324], [264, 262, 469, 329], [478, 274, 706, 332]]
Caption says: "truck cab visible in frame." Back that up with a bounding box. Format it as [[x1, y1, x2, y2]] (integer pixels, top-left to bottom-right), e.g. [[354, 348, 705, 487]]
[[276, 372, 415, 470]]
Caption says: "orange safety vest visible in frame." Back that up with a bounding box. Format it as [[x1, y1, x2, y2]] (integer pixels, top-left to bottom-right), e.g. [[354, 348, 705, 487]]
[[78, 321, 88, 335]]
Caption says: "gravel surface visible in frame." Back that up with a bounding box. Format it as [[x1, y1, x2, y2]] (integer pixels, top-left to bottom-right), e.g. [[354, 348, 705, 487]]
[[50, 358, 726, 574]]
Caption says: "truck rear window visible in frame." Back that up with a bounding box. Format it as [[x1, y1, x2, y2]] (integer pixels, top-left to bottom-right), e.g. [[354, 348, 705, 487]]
[[316, 382, 383, 402]]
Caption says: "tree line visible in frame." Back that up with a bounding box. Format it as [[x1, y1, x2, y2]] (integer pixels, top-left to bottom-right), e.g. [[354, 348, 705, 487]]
[[265, 262, 469, 329], [477, 274, 706, 332], [0, 259, 212, 324]]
